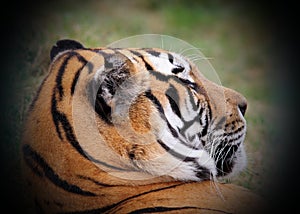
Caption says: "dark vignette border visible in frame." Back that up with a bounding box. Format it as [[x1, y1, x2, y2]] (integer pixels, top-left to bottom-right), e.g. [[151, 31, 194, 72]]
[[0, 0, 299, 213]]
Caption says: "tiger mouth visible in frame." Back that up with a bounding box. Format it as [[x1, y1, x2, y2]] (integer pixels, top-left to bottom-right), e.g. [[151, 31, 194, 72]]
[[208, 128, 246, 177], [214, 143, 240, 177]]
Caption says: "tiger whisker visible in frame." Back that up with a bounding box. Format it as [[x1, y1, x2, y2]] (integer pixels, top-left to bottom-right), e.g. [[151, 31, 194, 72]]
[[209, 175, 225, 201], [220, 144, 235, 174], [213, 140, 229, 164], [179, 47, 204, 55], [184, 54, 204, 59], [217, 143, 228, 162], [167, 44, 174, 53], [212, 180, 224, 200], [209, 140, 217, 159], [190, 57, 213, 61]]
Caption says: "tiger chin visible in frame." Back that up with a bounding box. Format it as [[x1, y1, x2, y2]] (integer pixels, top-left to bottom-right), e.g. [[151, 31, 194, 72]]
[[21, 39, 259, 213]]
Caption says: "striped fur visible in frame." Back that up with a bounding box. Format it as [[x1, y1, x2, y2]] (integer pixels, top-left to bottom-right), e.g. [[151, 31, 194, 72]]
[[21, 40, 259, 213]]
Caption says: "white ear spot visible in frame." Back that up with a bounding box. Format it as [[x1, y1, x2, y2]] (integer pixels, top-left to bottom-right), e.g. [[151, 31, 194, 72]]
[[94, 65, 105, 82]]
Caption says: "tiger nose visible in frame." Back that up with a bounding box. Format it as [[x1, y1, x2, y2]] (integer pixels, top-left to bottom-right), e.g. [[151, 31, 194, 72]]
[[225, 88, 248, 116], [238, 100, 247, 116], [235, 93, 247, 116]]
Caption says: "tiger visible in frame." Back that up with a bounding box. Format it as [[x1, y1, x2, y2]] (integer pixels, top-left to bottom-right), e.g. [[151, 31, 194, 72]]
[[21, 39, 265, 213]]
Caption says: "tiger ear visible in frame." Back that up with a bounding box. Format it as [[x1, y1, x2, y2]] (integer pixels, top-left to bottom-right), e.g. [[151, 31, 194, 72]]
[[50, 39, 85, 61], [91, 53, 132, 124]]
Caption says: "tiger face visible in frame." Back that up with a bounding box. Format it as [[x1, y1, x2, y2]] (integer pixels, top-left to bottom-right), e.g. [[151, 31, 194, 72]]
[[64, 43, 247, 182]]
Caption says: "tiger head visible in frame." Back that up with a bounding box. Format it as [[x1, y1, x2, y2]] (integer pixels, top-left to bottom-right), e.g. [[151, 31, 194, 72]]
[[51, 40, 247, 183]]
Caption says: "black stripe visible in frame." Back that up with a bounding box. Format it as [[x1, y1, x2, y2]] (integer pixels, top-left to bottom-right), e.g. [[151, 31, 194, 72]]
[[144, 90, 165, 116], [165, 84, 182, 118], [195, 165, 211, 180], [51, 89, 85, 154], [70, 65, 84, 96], [151, 70, 171, 81], [186, 84, 198, 112], [150, 71, 208, 112], [178, 77, 196, 88], [201, 114, 209, 137], [166, 94, 181, 118], [228, 125, 245, 136], [70, 54, 88, 96], [130, 50, 154, 71], [129, 50, 142, 57], [227, 133, 244, 144], [56, 110, 81, 151], [150, 70, 205, 100], [167, 53, 174, 64], [150, 71, 211, 117], [199, 107, 204, 125], [179, 118, 200, 140], [167, 122, 179, 138], [60, 183, 186, 214], [157, 140, 195, 162], [157, 139, 211, 180], [128, 206, 231, 214], [86, 62, 94, 74], [76, 53, 88, 64], [51, 91, 63, 140], [172, 66, 185, 74], [207, 103, 212, 121], [77, 175, 116, 187], [142, 56, 154, 71], [56, 52, 87, 100], [23, 147, 44, 178], [22, 144, 96, 196], [178, 77, 209, 98], [196, 99, 200, 108], [144, 49, 161, 57], [145, 90, 199, 150], [56, 53, 74, 99], [145, 90, 180, 138]]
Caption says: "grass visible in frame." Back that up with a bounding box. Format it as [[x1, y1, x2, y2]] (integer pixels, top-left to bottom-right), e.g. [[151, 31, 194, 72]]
[[4, 0, 277, 199]]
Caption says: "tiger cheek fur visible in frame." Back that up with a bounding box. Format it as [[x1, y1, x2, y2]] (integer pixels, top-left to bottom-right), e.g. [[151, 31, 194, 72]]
[[21, 39, 250, 213]]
